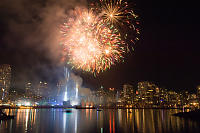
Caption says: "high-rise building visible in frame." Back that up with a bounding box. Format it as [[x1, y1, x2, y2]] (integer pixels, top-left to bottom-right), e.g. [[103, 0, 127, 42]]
[[137, 81, 159, 107], [96, 86, 106, 105], [123, 84, 134, 104], [0, 64, 11, 101], [159, 88, 169, 107], [179, 91, 189, 107], [25, 82, 33, 98], [35, 81, 48, 99], [167, 91, 178, 107], [106, 88, 116, 106]]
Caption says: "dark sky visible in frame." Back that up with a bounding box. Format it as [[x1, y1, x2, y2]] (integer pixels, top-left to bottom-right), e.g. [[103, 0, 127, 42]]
[[0, 0, 199, 91]]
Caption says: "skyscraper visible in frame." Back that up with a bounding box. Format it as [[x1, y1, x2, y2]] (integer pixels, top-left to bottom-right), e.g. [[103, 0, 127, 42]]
[[123, 84, 134, 104], [35, 81, 48, 98], [25, 82, 33, 98], [0, 64, 11, 101], [137, 81, 158, 107]]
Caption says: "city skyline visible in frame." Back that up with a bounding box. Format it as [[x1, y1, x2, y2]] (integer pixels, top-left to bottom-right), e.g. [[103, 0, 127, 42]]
[[1, 1, 200, 133], [1, 66, 200, 109]]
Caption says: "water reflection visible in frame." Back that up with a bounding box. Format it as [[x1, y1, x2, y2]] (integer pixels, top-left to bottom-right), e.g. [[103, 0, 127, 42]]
[[0, 109, 200, 133]]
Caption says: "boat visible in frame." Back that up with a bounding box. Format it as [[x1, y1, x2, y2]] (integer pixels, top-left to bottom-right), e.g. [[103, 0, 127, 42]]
[[0, 115, 15, 121], [65, 110, 72, 113], [64, 108, 72, 113], [97, 109, 102, 111]]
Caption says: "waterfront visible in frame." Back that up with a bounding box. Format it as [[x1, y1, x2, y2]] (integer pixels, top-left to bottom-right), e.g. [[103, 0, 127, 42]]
[[1, 109, 200, 133]]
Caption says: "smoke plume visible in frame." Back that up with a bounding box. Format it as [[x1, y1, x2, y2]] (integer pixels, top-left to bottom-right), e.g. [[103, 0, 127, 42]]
[[0, 0, 87, 88]]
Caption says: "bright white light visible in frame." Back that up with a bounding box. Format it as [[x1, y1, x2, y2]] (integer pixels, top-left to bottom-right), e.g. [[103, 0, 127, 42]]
[[70, 100, 79, 106], [75, 83, 78, 99], [105, 49, 110, 54], [63, 67, 69, 101], [64, 91, 68, 101], [17, 103, 22, 106], [25, 102, 31, 106]]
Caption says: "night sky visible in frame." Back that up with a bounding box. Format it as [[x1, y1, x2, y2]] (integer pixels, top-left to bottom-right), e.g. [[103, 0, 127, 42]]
[[0, 0, 199, 91]]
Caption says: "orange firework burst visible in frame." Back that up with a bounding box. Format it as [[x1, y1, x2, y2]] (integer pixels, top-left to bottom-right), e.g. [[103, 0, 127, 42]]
[[60, 7, 125, 74]]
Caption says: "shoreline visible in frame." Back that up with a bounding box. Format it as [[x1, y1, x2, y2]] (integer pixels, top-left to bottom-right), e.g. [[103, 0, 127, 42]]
[[0, 105, 192, 110], [173, 109, 200, 121]]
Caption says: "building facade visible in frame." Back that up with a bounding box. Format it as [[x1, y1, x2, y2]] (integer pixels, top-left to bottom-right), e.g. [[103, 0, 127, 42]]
[[0, 64, 11, 101]]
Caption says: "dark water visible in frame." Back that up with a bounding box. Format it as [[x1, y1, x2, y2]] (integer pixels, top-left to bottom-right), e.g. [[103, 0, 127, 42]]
[[0, 109, 200, 133]]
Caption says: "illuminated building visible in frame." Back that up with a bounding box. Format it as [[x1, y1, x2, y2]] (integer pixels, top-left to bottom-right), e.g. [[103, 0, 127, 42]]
[[138, 81, 148, 98], [96, 86, 106, 105], [8, 90, 19, 103], [158, 88, 168, 107], [56, 80, 65, 104], [167, 91, 178, 107], [137, 81, 158, 107], [153, 87, 162, 107], [35, 81, 48, 99], [106, 88, 116, 107], [25, 82, 33, 98], [188, 93, 199, 108], [123, 84, 135, 105], [178, 91, 189, 107], [0, 64, 11, 101]]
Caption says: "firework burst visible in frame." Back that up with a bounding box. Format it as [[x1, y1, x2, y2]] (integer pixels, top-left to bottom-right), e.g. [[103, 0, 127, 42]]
[[60, 7, 125, 74], [91, 0, 140, 48]]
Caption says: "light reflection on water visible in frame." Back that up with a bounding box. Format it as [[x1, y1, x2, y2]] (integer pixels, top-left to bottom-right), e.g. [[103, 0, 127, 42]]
[[0, 109, 200, 133]]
